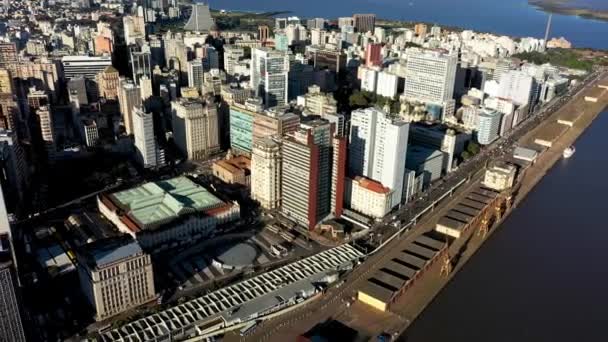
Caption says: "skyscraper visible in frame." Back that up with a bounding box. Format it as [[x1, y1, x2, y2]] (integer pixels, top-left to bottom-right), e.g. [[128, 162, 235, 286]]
[[365, 43, 382, 67], [498, 70, 535, 107], [61, 56, 113, 80], [133, 107, 158, 168], [476, 109, 502, 145], [171, 97, 220, 160], [250, 48, 289, 108], [229, 98, 263, 155], [0, 130, 28, 204], [281, 120, 333, 230], [251, 138, 282, 210], [223, 45, 245, 76], [36, 106, 55, 158], [130, 47, 152, 84], [118, 79, 142, 135], [349, 108, 410, 207], [252, 110, 300, 143], [353, 14, 376, 33], [404, 48, 458, 106], [187, 59, 204, 92]]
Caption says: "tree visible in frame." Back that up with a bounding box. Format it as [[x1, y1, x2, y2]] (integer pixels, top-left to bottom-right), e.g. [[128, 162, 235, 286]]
[[461, 151, 472, 161], [349, 91, 370, 109], [467, 141, 481, 156]]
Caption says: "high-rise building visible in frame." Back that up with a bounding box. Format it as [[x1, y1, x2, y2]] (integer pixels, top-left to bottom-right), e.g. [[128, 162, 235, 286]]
[[365, 43, 382, 67], [130, 47, 152, 84], [133, 108, 158, 168], [258, 25, 270, 42], [476, 109, 502, 145], [498, 70, 535, 107], [171, 97, 220, 160], [353, 14, 376, 33], [123, 15, 146, 46], [187, 59, 204, 92], [96, 66, 120, 100], [251, 138, 282, 210], [0, 130, 28, 204], [229, 99, 262, 155], [77, 237, 155, 321], [118, 79, 142, 135], [0, 69, 13, 94], [376, 71, 400, 98], [404, 48, 458, 107], [223, 45, 245, 76], [61, 56, 113, 80], [409, 124, 470, 173], [0, 43, 17, 67], [359, 65, 379, 93], [281, 120, 333, 230], [252, 110, 300, 143], [338, 17, 355, 29], [330, 136, 347, 218], [250, 48, 289, 108], [414, 23, 428, 36], [36, 106, 55, 158], [139, 75, 153, 109], [274, 33, 289, 52], [0, 262, 26, 342], [82, 119, 99, 147], [297, 85, 338, 116], [0, 95, 19, 134], [349, 108, 410, 207]]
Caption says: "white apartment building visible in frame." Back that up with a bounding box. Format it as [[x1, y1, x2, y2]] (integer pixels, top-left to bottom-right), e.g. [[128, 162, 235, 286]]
[[476, 108, 502, 145], [345, 176, 392, 219], [358, 65, 379, 93], [223, 45, 245, 76], [349, 107, 409, 207], [376, 71, 399, 98], [498, 70, 535, 107], [133, 107, 158, 168], [251, 138, 282, 210], [403, 48, 457, 106], [251, 48, 289, 108]]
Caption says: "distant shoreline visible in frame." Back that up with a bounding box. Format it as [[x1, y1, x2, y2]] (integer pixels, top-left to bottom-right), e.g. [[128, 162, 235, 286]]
[[529, 0, 608, 22]]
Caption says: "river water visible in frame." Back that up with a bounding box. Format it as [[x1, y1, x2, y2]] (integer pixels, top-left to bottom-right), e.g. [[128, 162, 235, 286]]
[[402, 110, 608, 341], [217, 0, 608, 49]]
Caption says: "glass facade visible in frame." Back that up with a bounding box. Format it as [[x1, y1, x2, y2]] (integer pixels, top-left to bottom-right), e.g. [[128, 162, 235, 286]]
[[230, 108, 254, 154]]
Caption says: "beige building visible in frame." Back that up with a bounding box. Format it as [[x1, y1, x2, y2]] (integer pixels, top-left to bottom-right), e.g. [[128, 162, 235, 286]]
[[212, 155, 251, 186], [97, 66, 120, 100], [252, 109, 300, 143], [36, 106, 55, 157], [0, 68, 13, 94], [171, 97, 220, 160], [483, 162, 517, 191], [118, 79, 142, 135], [78, 237, 156, 321], [251, 138, 282, 210], [345, 176, 392, 219], [296, 85, 338, 115]]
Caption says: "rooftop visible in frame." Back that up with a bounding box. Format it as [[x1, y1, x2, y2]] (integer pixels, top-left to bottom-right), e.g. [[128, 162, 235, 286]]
[[103, 176, 224, 230], [353, 176, 391, 194]]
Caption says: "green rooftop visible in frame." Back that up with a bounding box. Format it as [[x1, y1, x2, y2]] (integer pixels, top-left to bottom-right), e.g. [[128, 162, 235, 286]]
[[110, 176, 224, 228]]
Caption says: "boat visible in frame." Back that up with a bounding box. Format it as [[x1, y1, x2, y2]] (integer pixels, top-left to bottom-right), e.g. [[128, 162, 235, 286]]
[[563, 146, 576, 159]]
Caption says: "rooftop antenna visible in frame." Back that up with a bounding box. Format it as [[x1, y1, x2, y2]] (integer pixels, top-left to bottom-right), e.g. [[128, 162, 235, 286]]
[[543, 13, 553, 49]]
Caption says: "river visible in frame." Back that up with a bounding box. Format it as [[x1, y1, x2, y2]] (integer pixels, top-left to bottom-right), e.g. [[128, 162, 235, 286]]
[[401, 110, 608, 341], [216, 0, 608, 49]]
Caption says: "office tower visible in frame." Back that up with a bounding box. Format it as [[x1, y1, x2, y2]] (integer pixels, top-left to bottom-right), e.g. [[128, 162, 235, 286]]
[[310, 28, 326, 47], [359, 66, 378, 93], [365, 43, 382, 67], [258, 25, 270, 42], [118, 79, 142, 135], [349, 107, 409, 207], [171, 97, 220, 160], [0, 95, 19, 133], [307, 18, 325, 29], [322, 113, 346, 137], [187, 59, 204, 91], [139, 75, 153, 109], [493, 59, 513, 82], [476, 109, 502, 145], [331, 136, 347, 218], [0, 130, 28, 204], [201, 45, 219, 70], [132, 107, 158, 168], [376, 71, 400, 98], [297, 85, 338, 116], [498, 70, 535, 107], [223, 45, 245, 76], [353, 14, 376, 33], [96, 66, 120, 100], [130, 47, 152, 84], [288, 61, 314, 100], [229, 99, 263, 155], [184, 3, 215, 32], [67, 77, 89, 105], [251, 48, 289, 108], [82, 119, 99, 147], [61, 56, 113, 80], [281, 120, 333, 230], [27, 87, 50, 112], [163, 32, 188, 77], [404, 48, 458, 107], [36, 106, 55, 158], [0, 262, 26, 342], [77, 237, 155, 321], [275, 33, 289, 52], [0, 69, 12, 94], [0, 43, 17, 67], [405, 145, 445, 186], [414, 23, 428, 36], [251, 138, 282, 210], [252, 110, 300, 143]]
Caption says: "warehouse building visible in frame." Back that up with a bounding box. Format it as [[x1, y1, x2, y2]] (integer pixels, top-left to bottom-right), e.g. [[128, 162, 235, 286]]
[[358, 233, 446, 312], [435, 186, 499, 238], [98, 176, 240, 250]]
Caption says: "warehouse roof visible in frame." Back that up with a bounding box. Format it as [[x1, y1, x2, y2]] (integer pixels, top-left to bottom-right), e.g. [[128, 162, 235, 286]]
[[446, 210, 473, 224], [460, 199, 486, 210], [437, 217, 466, 231], [453, 204, 481, 217], [103, 176, 224, 230]]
